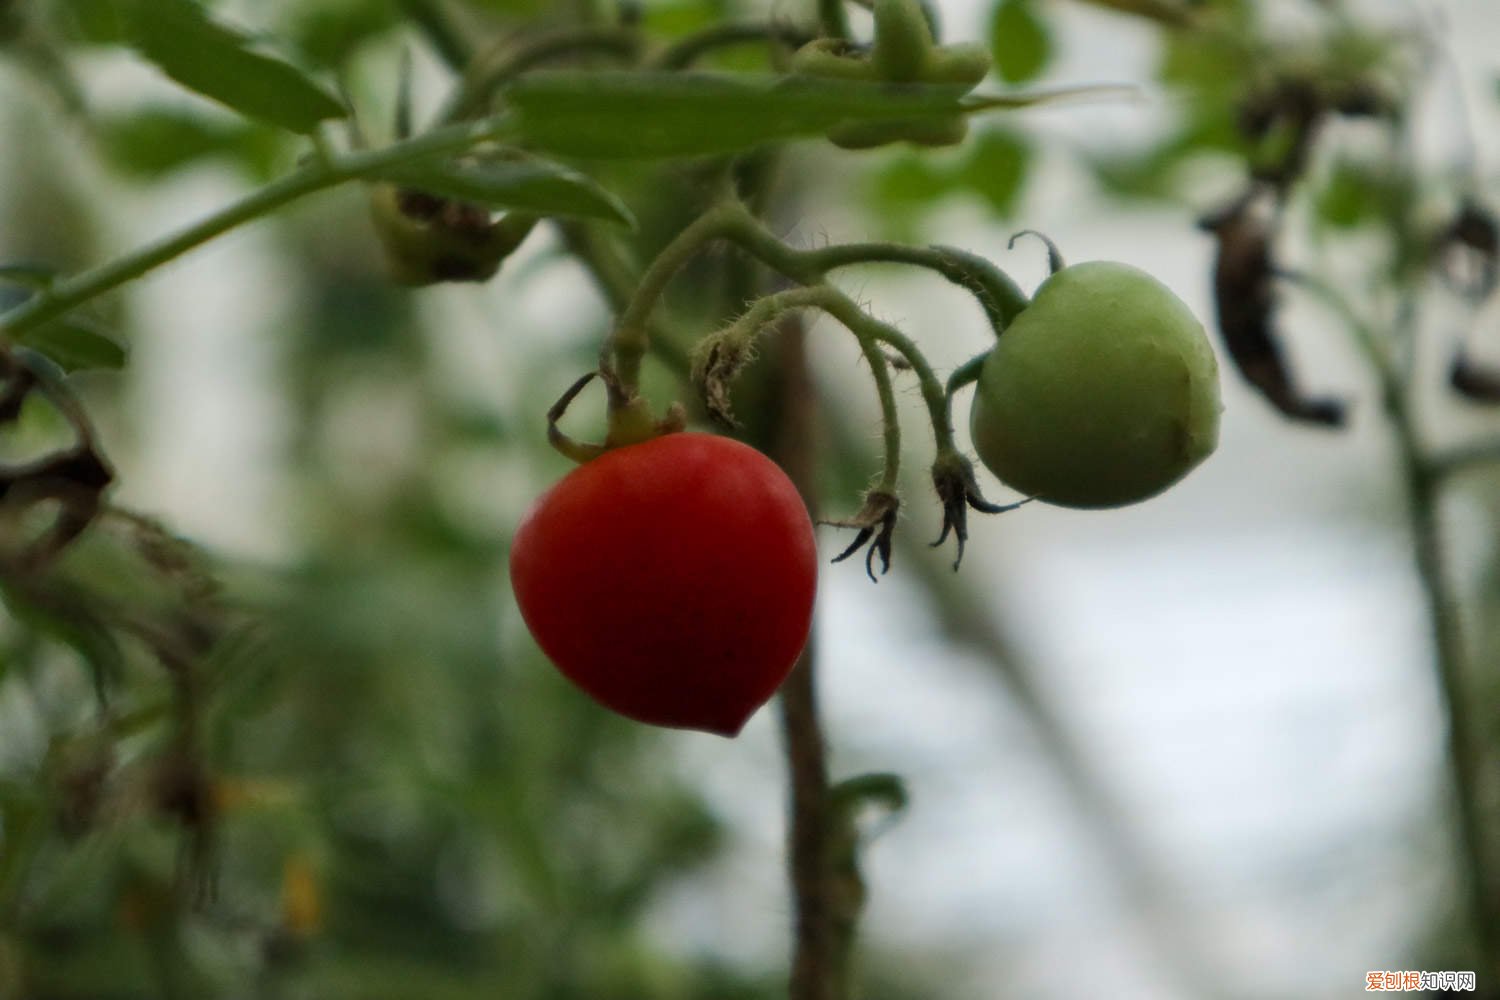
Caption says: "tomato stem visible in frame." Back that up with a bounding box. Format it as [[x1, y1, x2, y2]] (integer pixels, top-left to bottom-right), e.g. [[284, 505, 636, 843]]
[[610, 199, 1029, 406], [1298, 269, 1500, 974], [0, 115, 520, 342]]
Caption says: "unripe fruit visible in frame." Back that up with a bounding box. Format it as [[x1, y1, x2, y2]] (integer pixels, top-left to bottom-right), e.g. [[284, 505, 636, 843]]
[[872, 0, 936, 82], [969, 262, 1221, 508], [509, 434, 818, 737], [789, 39, 876, 80], [930, 42, 991, 87]]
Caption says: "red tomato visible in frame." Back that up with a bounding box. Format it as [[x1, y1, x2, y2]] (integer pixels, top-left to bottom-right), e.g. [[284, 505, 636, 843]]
[[509, 433, 818, 736]]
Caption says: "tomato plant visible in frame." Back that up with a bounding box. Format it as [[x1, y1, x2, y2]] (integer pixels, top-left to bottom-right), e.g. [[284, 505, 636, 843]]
[[2, 0, 1495, 996], [967, 261, 1222, 508], [509, 433, 817, 737]]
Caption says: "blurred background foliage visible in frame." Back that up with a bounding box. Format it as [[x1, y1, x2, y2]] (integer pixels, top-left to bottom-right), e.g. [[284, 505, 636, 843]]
[[0, 0, 1496, 997]]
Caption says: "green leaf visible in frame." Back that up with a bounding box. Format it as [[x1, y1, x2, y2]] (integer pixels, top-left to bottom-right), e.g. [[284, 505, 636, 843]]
[[370, 157, 636, 228], [958, 128, 1030, 215], [19, 321, 127, 373], [1315, 162, 1392, 230], [283, 0, 401, 69], [505, 71, 976, 159], [871, 154, 952, 210], [990, 0, 1050, 85], [1072, 0, 1200, 28], [50, 0, 128, 45], [96, 107, 285, 180], [121, 0, 346, 134], [0, 264, 58, 290]]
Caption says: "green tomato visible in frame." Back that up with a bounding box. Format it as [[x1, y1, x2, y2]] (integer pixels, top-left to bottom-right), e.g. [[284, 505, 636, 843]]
[[969, 261, 1221, 508], [789, 38, 876, 81], [871, 0, 936, 82]]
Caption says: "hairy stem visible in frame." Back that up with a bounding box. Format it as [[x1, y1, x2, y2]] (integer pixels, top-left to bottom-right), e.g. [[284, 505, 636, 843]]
[[607, 200, 1027, 399], [706, 286, 901, 488]]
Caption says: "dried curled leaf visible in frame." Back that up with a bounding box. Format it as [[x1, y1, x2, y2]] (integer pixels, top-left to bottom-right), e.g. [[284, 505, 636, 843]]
[[1200, 191, 1347, 427]]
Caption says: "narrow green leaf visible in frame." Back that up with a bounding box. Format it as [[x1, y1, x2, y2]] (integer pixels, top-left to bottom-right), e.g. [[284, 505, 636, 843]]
[[1070, 0, 1199, 28], [19, 322, 127, 373], [284, 0, 402, 69], [96, 107, 284, 180], [960, 82, 1138, 112], [990, 0, 1051, 85], [505, 71, 975, 159], [369, 158, 636, 228], [123, 0, 346, 134], [51, 0, 128, 45]]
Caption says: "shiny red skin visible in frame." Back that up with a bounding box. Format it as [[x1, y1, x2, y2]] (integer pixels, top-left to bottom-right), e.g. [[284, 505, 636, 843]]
[[509, 433, 818, 737]]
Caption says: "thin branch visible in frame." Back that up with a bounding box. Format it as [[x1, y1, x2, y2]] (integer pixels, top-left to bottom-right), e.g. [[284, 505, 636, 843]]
[[0, 115, 518, 341]]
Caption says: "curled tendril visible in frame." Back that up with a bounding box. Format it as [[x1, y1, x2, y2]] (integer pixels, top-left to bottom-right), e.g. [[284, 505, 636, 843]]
[[824, 490, 899, 583], [930, 454, 1027, 570]]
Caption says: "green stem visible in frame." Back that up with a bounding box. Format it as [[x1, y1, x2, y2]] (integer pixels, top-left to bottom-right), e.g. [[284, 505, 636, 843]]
[[0, 116, 517, 341], [608, 200, 1027, 397], [852, 310, 954, 456], [742, 283, 959, 461], [1429, 439, 1500, 480], [1298, 272, 1499, 971], [651, 22, 818, 70], [946, 351, 987, 398], [397, 0, 473, 70], [1401, 432, 1499, 973], [444, 26, 642, 121], [609, 204, 750, 391], [708, 286, 901, 488], [859, 338, 900, 490]]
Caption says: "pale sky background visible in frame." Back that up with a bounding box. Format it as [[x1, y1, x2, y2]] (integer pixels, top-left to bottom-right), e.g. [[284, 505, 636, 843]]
[[27, 0, 1500, 997]]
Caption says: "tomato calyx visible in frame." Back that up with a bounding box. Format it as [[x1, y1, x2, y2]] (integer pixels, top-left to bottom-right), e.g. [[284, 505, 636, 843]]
[[368, 183, 536, 286], [1008, 228, 1065, 276], [545, 369, 686, 465], [825, 490, 899, 582], [930, 453, 1027, 570]]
